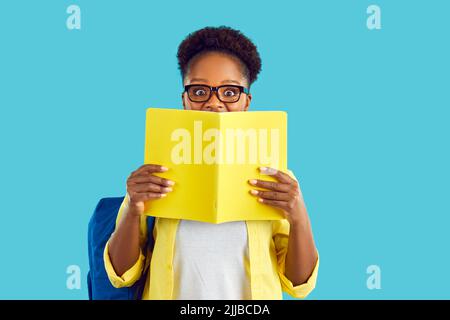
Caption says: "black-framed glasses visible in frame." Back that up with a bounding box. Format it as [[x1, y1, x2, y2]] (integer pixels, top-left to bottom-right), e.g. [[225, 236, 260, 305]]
[[184, 84, 249, 103]]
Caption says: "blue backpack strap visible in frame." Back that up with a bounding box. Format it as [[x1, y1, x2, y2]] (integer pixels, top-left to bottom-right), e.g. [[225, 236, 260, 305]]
[[131, 215, 155, 299], [146, 215, 155, 248], [87, 197, 155, 300]]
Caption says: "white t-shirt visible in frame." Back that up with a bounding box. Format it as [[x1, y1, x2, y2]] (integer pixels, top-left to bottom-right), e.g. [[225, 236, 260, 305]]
[[173, 219, 251, 300]]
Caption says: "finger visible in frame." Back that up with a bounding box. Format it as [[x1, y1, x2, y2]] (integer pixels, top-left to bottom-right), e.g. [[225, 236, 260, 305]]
[[129, 175, 175, 186], [132, 192, 167, 202], [259, 167, 296, 185], [257, 198, 288, 210], [248, 179, 291, 192], [131, 164, 168, 177], [249, 189, 290, 201], [128, 176, 154, 184], [133, 183, 173, 194]]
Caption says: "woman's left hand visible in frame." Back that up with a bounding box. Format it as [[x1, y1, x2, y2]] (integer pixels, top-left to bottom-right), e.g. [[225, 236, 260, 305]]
[[248, 166, 308, 226]]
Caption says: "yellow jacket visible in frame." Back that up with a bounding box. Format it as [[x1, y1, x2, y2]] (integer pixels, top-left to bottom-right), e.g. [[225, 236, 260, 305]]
[[104, 195, 319, 299]]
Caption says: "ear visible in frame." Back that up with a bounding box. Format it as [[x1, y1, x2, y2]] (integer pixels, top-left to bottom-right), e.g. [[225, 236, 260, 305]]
[[182, 92, 186, 110], [244, 93, 252, 111]]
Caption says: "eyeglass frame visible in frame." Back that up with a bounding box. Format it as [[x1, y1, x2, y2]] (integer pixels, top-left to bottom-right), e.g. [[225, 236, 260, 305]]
[[183, 84, 250, 103]]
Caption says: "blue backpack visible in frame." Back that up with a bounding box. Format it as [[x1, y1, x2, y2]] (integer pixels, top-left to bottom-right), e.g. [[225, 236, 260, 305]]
[[87, 196, 155, 300]]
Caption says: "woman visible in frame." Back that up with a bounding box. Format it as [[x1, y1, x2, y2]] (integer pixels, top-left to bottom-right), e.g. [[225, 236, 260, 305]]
[[104, 26, 319, 299]]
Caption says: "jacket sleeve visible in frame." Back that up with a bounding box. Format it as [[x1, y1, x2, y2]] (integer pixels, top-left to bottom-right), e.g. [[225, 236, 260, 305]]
[[103, 193, 149, 288], [273, 169, 319, 298], [273, 219, 319, 299]]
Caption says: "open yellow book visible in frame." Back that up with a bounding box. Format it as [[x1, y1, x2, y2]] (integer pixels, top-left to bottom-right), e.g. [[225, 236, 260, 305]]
[[143, 108, 287, 224]]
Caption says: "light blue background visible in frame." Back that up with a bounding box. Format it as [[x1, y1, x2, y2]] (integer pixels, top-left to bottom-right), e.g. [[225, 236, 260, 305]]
[[0, 0, 449, 299]]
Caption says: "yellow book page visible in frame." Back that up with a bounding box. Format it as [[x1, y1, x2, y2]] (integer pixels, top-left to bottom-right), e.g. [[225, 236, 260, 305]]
[[143, 108, 219, 223], [216, 111, 287, 223]]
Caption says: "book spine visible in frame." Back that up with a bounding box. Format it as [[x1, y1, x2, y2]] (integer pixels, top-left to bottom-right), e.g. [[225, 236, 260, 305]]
[[214, 114, 220, 223]]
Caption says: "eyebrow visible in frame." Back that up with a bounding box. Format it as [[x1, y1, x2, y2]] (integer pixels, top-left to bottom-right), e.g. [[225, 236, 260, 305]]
[[189, 78, 242, 85]]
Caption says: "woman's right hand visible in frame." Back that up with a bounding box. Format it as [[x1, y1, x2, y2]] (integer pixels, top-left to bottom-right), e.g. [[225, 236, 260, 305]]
[[125, 164, 175, 217]]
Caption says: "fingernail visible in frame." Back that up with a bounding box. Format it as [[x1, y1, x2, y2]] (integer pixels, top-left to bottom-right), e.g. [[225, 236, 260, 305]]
[[163, 187, 173, 192], [258, 198, 264, 203], [167, 180, 175, 186], [259, 167, 277, 175], [250, 190, 259, 195], [249, 179, 257, 185], [160, 194, 167, 198], [161, 166, 169, 171]]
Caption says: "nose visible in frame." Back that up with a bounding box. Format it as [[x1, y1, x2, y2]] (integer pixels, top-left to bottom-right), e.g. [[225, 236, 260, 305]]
[[202, 91, 227, 112]]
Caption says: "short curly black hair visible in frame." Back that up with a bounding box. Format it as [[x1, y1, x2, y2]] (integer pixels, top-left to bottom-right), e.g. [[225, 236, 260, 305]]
[[177, 26, 262, 86]]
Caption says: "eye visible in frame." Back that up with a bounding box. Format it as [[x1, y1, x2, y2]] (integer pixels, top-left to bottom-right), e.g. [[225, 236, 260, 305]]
[[194, 89, 207, 96], [223, 89, 237, 96]]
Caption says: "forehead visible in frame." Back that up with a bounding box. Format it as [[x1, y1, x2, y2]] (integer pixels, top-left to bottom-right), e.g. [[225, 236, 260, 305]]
[[185, 52, 246, 86]]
